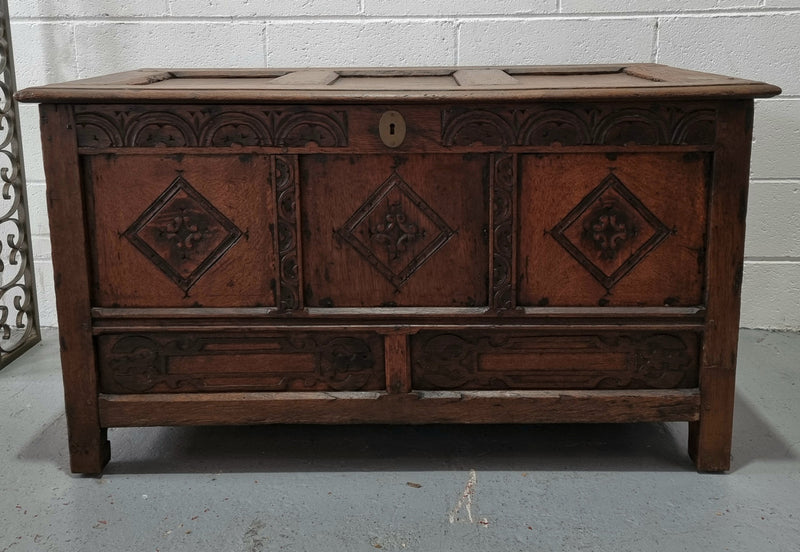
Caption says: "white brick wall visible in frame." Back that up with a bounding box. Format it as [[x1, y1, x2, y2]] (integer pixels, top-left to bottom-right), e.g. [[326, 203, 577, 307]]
[[267, 20, 457, 65], [457, 18, 656, 65], [73, 22, 267, 74], [8, 1, 799, 328]]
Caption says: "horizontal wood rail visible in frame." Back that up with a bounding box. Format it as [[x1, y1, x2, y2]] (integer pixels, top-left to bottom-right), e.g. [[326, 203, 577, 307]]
[[99, 389, 701, 427]]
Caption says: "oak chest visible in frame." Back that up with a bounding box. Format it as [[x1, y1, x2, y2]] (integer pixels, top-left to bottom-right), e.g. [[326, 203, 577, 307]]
[[18, 64, 780, 473]]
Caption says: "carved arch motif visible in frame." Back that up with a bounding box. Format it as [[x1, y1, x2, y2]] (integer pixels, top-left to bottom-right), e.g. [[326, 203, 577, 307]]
[[73, 112, 124, 147], [671, 109, 716, 145], [516, 109, 592, 146], [441, 110, 515, 146], [593, 108, 669, 145], [198, 112, 272, 147], [124, 111, 199, 147], [274, 111, 349, 147]]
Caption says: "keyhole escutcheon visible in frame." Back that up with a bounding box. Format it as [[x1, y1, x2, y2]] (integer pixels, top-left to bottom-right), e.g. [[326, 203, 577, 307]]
[[379, 110, 406, 148]]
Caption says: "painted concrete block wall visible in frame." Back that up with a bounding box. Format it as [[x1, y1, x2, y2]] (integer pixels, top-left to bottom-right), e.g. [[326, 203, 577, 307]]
[[8, 1, 800, 328]]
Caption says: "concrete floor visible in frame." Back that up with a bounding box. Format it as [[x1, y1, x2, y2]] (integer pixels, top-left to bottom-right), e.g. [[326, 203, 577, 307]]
[[1, 329, 799, 552]]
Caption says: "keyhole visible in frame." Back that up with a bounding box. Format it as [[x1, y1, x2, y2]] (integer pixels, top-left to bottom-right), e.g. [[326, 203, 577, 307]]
[[379, 110, 405, 148]]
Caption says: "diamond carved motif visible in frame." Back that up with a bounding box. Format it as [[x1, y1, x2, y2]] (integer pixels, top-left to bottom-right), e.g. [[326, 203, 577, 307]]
[[336, 172, 455, 289], [551, 173, 670, 291], [124, 175, 243, 293]]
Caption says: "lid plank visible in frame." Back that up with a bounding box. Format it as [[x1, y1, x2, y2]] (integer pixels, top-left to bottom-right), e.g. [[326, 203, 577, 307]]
[[453, 69, 520, 87], [271, 70, 340, 86]]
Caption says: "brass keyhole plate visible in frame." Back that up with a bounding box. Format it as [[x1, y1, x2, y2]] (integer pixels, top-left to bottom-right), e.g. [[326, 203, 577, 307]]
[[379, 110, 406, 148]]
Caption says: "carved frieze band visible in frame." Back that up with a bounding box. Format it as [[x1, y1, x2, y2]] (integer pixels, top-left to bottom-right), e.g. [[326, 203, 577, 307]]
[[442, 105, 716, 147], [99, 333, 385, 393], [274, 155, 301, 311], [490, 154, 516, 310], [74, 106, 348, 148], [411, 332, 698, 390]]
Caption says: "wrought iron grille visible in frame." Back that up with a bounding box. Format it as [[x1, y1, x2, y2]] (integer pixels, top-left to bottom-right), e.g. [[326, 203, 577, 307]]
[[0, 0, 41, 367]]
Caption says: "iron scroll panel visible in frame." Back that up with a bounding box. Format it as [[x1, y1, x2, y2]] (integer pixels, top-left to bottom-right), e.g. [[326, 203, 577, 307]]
[[0, 0, 41, 367]]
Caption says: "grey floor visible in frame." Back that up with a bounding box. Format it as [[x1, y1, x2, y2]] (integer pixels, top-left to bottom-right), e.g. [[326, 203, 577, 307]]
[[1, 330, 799, 552]]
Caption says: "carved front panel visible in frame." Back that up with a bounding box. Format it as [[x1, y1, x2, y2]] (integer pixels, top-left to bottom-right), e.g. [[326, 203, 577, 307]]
[[550, 173, 671, 292], [87, 155, 276, 307], [123, 175, 243, 293], [411, 331, 699, 390], [301, 154, 489, 307], [335, 171, 455, 290], [519, 153, 708, 307], [98, 332, 385, 393]]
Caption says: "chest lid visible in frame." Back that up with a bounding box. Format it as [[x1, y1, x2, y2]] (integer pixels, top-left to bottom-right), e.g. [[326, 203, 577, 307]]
[[17, 64, 780, 104]]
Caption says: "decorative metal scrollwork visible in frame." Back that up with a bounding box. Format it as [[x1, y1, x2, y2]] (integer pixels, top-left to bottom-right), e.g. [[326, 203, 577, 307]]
[[0, 0, 41, 367]]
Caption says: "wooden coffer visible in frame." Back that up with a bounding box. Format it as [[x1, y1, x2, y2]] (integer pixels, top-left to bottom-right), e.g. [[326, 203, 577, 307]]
[[19, 65, 780, 473]]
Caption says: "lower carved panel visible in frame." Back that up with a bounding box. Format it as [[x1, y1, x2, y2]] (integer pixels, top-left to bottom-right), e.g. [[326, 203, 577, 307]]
[[410, 331, 699, 390], [98, 332, 385, 393]]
